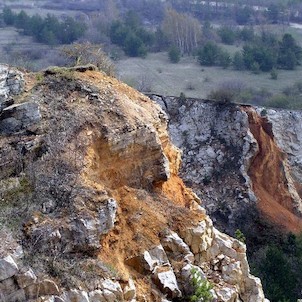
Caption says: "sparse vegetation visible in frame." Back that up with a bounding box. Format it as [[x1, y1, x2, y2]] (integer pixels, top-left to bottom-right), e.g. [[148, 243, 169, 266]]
[[61, 42, 115, 76], [235, 229, 246, 243], [2, 7, 86, 45], [168, 45, 181, 63], [270, 68, 278, 80], [179, 92, 186, 102], [0, 175, 34, 232], [189, 268, 213, 302]]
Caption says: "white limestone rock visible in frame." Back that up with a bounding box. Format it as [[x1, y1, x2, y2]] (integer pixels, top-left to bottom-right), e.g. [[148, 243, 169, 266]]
[[161, 231, 194, 263], [123, 278, 136, 301], [61, 289, 90, 302], [0, 255, 19, 281], [89, 289, 106, 302], [153, 267, 182, 299], [143, 245, 169, 272], [99, 198, 117, 234], [216, 287, 238, 302], [100, 279, 123, 301], [180, 217, 213, 257], [221, 261, 242, 285]]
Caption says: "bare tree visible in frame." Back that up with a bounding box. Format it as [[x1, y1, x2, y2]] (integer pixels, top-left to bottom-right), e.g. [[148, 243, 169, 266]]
[[162, 8, 202, 55], [61, 42, 115, 76]]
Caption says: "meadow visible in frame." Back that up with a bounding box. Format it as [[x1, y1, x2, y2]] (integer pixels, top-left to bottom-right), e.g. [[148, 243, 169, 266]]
[[116, 51, 302, 100]]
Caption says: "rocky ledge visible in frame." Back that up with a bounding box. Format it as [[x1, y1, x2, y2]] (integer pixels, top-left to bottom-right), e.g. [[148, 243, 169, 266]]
[[0, 65, 267, 302]]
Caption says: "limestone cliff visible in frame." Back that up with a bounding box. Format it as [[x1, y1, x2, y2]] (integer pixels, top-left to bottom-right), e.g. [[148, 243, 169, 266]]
[[150, 95, 302, 235], [0, 65, 266, 302]]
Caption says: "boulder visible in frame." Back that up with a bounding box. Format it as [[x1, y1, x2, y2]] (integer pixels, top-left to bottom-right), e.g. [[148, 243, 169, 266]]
[[208, 229, 238, 260], [61, 289, 90, 302], [89, 289, 106, 302], [24, 279, 60, 299], [180, 218, 213, 256], [153, 267, 182, 299], [98, 198, 117, 234], [216, 287, 238, 302], [71, 199, 117, 252], [143, 245, 169, 272], [123, 278, 136, 301], [126, 245, 170, 274], [2, 288, 26, 302], [0, 65, 24, 103], [0, 102, 41, 134], [221, 260, 242, 285], [0, 255, 19, 281], [161, 231, 194, 263], [243, 275, 266, 302], [16, 268, 37, 288], [0, 277, 19, 295], [100, 279, 123, 301]]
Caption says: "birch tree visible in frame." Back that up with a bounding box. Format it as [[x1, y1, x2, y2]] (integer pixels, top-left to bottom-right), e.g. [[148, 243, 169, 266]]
[[162, 8, 202, 55]]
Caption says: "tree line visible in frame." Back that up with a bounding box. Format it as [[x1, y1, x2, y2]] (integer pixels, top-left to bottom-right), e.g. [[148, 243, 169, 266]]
[[197, 29, 302, 72], [2, 5, 301, 74], [109, 11, 154, 57], [1, 7, 86, 45]]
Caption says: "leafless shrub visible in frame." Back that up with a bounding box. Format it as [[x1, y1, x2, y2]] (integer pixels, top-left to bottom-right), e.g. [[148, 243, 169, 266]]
[[61, 42, 115, 76], [208, 80, 246, 103], [185, 81, 196, 91], [136, 74, 153, 92]]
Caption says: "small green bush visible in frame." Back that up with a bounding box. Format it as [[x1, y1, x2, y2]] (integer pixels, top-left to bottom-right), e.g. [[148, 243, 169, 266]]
[[270, 68, 278, 80], [260, 109, 268, 117], [168, 45, 181, 63], [190, 268, 213, 302], [235, 229, 246, 243], [208, 87, 234, 103], [179, 92, 186, 102]]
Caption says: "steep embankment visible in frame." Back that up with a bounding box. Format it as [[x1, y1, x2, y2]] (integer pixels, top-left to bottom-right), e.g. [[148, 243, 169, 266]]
[[243, 106, 302, 233], [151, 95, 302, 235], [0, 65, 266, 302]]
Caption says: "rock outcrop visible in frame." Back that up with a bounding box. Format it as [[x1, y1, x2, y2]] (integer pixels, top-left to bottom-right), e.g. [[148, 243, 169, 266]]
[[0, 65, 266, 302], [150, 95, 302, 234]]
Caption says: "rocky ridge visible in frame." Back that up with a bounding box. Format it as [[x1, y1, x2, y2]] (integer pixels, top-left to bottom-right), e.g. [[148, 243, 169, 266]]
[[0, 65, 266, 302], [150, 95, 302, 234]]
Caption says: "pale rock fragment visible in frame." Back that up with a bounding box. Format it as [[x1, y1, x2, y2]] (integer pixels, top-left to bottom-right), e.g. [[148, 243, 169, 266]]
[[0, 255, 19, 281]]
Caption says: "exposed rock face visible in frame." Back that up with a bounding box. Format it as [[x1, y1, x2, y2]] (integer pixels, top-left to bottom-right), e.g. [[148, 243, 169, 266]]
[[0, 102, 41, 134], [150, 95, 302, 234], [0, 65, 24, 104], [151, 95, 258, 232], [264, 108, 302, 199], [244, 107, 302, 232], [0, 66, 266, 302]]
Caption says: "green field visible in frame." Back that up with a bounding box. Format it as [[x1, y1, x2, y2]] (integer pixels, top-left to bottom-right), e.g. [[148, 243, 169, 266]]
[[116, 51, 302, 99]]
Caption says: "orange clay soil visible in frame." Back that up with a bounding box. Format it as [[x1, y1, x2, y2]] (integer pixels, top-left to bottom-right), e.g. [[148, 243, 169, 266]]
[[96, 142, 204, 275], [77, 70, 205, 299], [243, 106, 302, 233]]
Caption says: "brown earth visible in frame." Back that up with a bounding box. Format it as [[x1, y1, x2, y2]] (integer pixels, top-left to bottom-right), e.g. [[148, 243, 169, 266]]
[[243, 106, 302, 233], [74, 69, 205, 300]]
